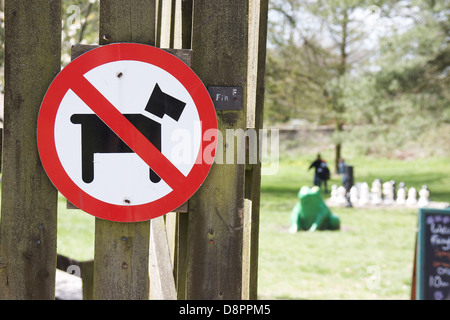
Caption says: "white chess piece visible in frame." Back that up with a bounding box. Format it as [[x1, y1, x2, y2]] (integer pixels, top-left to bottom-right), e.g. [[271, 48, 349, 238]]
[[350, 186, 359, 204], [396, 183, 406, 205], [383, 181, 394, 205], [371, 179, 382, 205], [359, 182, 370, 205], [330, 185, 338, 203], [406, 187, 417, 206], [336, 186, 347, 205], [372, 179, 381, 190], [418, 185, 430, 208]]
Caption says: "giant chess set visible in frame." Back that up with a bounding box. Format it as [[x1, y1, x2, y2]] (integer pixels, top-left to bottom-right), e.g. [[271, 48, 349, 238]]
[[327, 179, 449, 209]]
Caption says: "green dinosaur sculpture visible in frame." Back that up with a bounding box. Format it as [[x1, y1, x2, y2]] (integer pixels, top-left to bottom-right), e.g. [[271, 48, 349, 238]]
[[290, 186, 340, 232]]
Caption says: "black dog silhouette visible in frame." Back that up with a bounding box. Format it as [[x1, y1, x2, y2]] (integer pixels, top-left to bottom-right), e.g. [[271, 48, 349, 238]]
[[70, 83, 185, 184]]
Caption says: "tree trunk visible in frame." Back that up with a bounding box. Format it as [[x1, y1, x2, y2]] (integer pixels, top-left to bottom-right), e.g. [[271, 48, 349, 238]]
[[334, 8, 348, 173]]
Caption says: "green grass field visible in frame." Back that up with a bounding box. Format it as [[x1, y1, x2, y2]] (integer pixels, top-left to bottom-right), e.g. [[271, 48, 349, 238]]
[[57, 197, 95, 261], [257, 154, 450, 299], [55, 154, 450, 299]]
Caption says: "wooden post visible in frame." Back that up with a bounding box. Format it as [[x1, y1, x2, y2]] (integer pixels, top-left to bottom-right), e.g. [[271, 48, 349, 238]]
[[174, 1, 192, 300], [185, 0, 250, 300], [156, 0, 173, 48], [242, 0, 269, 300], [153, 0, 193, 300], [0, 0, 61, 299], [180, 0, 193, 49], [99, 0, 156, 46], [149, 217, 177, 300], [93, 0, 156, 300]]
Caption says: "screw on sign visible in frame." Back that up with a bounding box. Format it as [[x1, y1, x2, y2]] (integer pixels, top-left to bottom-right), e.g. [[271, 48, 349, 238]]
[[37, 43, 217, 222]]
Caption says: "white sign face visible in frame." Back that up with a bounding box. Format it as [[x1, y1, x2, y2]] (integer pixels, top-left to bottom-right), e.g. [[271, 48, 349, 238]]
[[54, 60, 202, 206], [38, 43, 217, 222]]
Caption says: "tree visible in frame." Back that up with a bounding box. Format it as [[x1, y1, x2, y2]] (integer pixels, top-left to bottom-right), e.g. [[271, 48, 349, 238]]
[[265, 35, 336, 124], [267, 0, 389, 171], [265, 0, 336, 125], [340, 0, 449, 156], [308, 0, 407, 170]]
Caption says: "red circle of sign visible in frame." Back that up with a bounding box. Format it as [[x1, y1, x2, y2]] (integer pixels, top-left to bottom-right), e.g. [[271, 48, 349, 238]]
[[37, 43, 217, 222]]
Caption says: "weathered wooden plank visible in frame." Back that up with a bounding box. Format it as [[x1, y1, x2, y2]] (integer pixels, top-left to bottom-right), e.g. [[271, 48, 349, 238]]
[[93, 0, 157, 300], [156, 0, 173, 48], [93, 220, 151, 299], [173, 1, 192, 300], [154, 2, 193, 300], [80, 260, 94, 300], [0, 0, 61, 300], [180, 0, 193, 49], [172, 0, 182, 48], [99, 0, 156, 45], [70, 44, 192, 79], [242, 0, 269, 300], [70, 44, 98, 60], [185, 0, 249, 300], [149, 217, 177, 300], [175, 211, 189, 299], [164, 48, 192, 66], [155, 0, 163, 47]]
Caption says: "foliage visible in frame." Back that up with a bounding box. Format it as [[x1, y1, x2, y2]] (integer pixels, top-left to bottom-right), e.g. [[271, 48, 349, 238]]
[[265, 40, 335, 124], [340, 0, 450, 154], [61, 0, 99, 66], [266, 0, 450, 158]]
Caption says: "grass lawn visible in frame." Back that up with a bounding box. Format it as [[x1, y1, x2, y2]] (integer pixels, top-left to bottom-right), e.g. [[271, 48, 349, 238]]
[[257, 155, 450, 299], [57, 197, 95, 261]]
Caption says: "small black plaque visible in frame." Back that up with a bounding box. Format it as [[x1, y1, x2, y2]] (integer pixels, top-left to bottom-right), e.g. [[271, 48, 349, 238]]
[[207, 86, 242, 111]]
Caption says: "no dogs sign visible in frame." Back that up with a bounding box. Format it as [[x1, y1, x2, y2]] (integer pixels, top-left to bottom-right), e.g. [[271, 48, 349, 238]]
[[37, 43, 217, 222]]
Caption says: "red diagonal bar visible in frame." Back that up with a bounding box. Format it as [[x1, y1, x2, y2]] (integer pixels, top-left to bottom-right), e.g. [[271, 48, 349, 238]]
[[70, 76, 186, 189]]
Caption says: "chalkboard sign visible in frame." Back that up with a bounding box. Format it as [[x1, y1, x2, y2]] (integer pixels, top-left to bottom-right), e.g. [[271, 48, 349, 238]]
[[416, 208, 450, 300]]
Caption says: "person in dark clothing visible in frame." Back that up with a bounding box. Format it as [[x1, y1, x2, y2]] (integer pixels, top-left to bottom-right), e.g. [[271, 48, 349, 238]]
[[308, 154, 330, 193], [309, 154, 322, 187]]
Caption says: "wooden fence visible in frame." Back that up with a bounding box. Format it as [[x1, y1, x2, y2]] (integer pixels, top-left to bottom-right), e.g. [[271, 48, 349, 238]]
[[0, 0, 268, 300]]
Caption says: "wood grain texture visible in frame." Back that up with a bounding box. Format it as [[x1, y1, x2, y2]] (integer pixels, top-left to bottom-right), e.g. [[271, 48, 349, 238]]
[[0, 0, 61, 300], [185, 0, 249, 300], [242, 0, 269, 300], [93, 0, 157, 300]]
